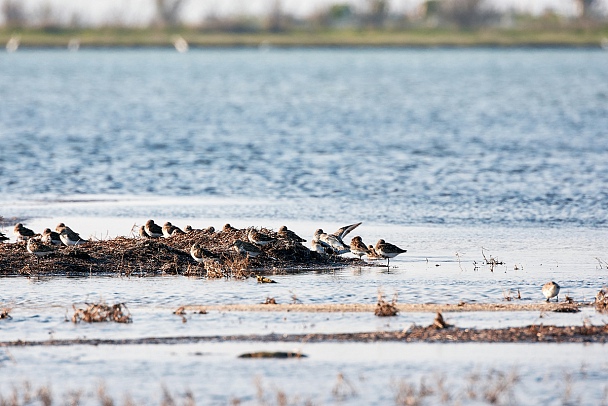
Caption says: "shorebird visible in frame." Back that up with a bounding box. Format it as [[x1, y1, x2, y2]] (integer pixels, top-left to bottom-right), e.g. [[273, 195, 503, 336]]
[[190, 243, 216, 264], [0, 231, 9, 243], [349, 236, 370, 259], [58, 227, 86, 246], [13, 223, 37, 241], [247, 228, 276, 246], [375, 239, 407, 268], [314, 229, 350, 255], [233, 240, 262, 258], [204, 226, 215, 233], [184, 225, 195, 233], [312, 222, 362, 256], [27, 238, 55, 257], [162, 222, 184, 237], [542, 281, 560, 302], [139, 226, 149, 238], [278, 226, 306, 243], [311, 240, 327, 254], [144, 220, 163, 238], [41, 228, 63, 246], [366, 244, 383, 260], [223, 224, 238, 233]]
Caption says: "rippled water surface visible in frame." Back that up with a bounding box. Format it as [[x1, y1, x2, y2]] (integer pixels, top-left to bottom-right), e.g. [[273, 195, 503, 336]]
[[1, 48, 608, 226], [1, 48, 608, 403]]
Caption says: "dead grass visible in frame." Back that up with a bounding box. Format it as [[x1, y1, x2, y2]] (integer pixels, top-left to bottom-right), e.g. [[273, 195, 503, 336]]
[[375, 290, 398, 317], [481, 247, 505, 272], [432, 312, 451, 329], [71, 302, 132, 324], [595, 287, 608, 313]]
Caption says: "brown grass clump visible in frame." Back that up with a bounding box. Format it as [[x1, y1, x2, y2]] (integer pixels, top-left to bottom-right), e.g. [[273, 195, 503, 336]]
[[262, 297, 277, 305], [433, 312, 452, 329], [375, 291, 399, 317], [72, 302, 132, 323], [595, 287, 608, 313]]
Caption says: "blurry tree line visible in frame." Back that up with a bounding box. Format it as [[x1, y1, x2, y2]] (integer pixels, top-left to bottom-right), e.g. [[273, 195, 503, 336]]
[[2, 0, 607, 31]]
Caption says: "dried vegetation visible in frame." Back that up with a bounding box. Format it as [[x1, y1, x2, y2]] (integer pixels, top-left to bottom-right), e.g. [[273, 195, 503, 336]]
[[0, 227, 362, 277], [71, 302, 132, 324], [596, 287, 608, 313], [375, 290, 399, 317]]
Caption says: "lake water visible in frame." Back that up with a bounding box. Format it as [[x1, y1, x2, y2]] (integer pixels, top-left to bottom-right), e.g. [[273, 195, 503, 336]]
[[1, 48, 608, 404]]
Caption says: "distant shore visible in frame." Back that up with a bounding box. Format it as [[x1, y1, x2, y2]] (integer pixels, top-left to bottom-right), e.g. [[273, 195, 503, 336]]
[[2, 28, 608, 49]]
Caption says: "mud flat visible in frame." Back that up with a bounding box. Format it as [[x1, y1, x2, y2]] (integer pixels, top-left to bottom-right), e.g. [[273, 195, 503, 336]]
[[2, 323, 607, 346]]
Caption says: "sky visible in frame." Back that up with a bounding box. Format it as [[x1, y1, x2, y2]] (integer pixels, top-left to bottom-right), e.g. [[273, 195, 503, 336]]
[[2, 0, 596, 27]]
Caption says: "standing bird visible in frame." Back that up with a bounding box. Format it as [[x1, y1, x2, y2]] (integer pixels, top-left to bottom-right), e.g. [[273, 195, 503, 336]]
[[375, 239, 407, 268], [14, 223, 37, 241], [278, 226, 306, 243], [247, 228, 276, 246], [542, 281, 560, 303], [162, 222, 184, 237], [233, 240, 262, 258], [57, 225, 86, 246], [27, 238, 55, 257], [349, 236, 370, 259], [41, 228, 63, 246], [144, 220, 163, 238]]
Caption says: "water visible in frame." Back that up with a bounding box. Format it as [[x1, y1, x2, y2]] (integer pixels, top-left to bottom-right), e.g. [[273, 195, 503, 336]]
[[1, 48, 608, 403], [1, 49, 608, 226]]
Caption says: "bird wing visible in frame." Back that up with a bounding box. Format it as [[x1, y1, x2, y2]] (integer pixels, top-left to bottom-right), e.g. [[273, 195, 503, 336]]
[[332, 222, 362, 240]]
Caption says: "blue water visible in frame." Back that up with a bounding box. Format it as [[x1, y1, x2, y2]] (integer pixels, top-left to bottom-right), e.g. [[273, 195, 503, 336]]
[[1, 49, 607, 226], [2, 49, 608, 404]]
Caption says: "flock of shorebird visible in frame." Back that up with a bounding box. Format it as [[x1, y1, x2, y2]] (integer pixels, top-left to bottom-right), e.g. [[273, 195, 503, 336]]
[[3, 220, 408, 268], [2, 221, 563, 300]]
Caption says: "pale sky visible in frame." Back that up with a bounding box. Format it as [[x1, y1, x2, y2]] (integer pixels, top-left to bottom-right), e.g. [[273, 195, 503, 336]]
[[2, 0, 596, 26]]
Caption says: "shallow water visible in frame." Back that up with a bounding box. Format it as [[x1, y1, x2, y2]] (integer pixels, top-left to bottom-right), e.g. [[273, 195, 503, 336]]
[[2, 342, 608, 405], [1, 48, 608, 403]]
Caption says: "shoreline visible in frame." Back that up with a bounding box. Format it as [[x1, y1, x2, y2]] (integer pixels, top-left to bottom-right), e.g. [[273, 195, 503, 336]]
[[2, 29, 608, 49]]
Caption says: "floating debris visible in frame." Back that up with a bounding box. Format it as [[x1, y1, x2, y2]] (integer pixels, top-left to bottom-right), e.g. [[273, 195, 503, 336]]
[[238, 351, 306, 359], [0, 308, 12, 320], [262, 297, 277, 305], [255, 274, 277, 284], [72, 302, 132, 323]]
